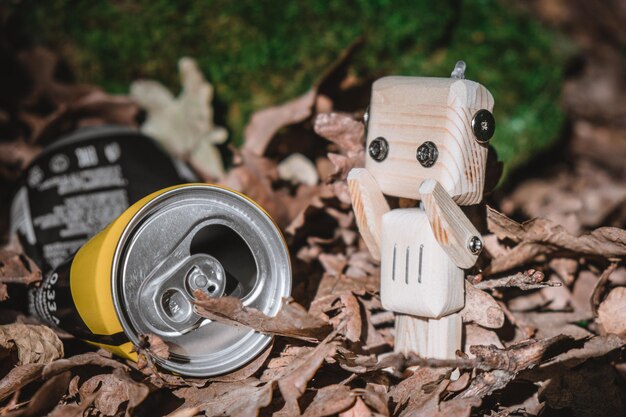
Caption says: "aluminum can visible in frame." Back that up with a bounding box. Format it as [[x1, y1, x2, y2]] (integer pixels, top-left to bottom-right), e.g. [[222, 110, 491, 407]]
[[10, 125, 196, 274], [31, 184, 291, 376]]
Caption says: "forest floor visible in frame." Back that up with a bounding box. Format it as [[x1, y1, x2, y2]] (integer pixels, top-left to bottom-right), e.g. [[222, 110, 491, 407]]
[[1, 1, 626, 416]]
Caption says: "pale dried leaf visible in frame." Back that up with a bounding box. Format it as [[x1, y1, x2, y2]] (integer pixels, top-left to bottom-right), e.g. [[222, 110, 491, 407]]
[[464, 324, 503, 357], [131, 57, 227, 179], [461, 282, 505, 329], [597, 286, 626, 338], [244, 90, 317, 156], [277, 153, 319, 185]]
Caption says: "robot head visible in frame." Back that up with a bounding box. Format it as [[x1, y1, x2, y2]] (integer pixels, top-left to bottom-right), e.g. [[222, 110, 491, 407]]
[[364, 74, 495, 205]]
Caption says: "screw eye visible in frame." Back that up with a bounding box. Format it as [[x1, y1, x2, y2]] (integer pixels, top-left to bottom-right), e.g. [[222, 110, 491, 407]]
[[471, 109, 495, 143], [468, 236, 483, 255], [368, 137, 389, 162], [416, 141, 438, 167]]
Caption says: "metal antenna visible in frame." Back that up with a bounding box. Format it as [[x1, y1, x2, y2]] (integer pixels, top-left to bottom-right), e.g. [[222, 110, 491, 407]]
[[451, 60, 466, 79]]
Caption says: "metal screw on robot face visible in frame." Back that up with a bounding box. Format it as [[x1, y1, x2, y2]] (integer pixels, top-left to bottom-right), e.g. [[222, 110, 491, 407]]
[[368, 137, 389, 162], [471, 109, 495, 143], [416, 141, 438, 167], [468, 236, 483, 255]]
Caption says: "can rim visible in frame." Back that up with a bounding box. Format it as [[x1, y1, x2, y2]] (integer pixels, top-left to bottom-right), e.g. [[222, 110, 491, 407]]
[[110, 184, 292, 376]]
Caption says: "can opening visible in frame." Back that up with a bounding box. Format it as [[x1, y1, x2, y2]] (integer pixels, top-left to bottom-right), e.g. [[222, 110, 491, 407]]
[[190, 224, 257, 298]]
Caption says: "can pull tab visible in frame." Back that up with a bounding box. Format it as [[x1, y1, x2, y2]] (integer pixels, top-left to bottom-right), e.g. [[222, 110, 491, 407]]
[[138, 254, 226, 336]]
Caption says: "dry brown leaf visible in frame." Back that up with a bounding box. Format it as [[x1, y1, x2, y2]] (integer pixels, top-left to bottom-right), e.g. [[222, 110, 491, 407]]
[[447, 372, 471, 392], [571, 270, 597, 314], [314, 112, 365, 180], [597, 286, 626, 339], [487, 206, 626, 273], [0, 363, 44, 402], [301, 385, 355, 417], [389, 367, 449, 413], [314, 273, 379, 299], [46, 392, 97, 417], [541, 360, 626, 417], [591, 262, 618, 317], [17, 47, 138, 134], [340, 397, 374, 417], [4, 371, 70, 417], [260, 345, 315, 382], [174, 380, 273, 417], [361, 383, 389, 416], [0, 141, 42, 181], [310, 292, 363, 343], [243, 39, 363, 156], [244, 90, 317, 156], [193, 292, 332, 342], [79, 369, 149, 416], [464, 324, 503, 357], [220, 150, 323, 229], [392, 369, 479, 417], [0, 248, 42, 286], [276, 336, 338, 415], [550, 257, 579, 285], [542, 334, 625, 369], [41, 351, 128, 379], [503, 160, 626, 235], [461, 282, 505, 329], [338, 293, 362, 343], [0, 324, 63, 365], [164, 407, 201, 417]]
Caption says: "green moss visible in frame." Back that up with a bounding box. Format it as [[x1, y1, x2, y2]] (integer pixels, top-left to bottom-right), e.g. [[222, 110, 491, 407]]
[[10, 0, 572, 176]]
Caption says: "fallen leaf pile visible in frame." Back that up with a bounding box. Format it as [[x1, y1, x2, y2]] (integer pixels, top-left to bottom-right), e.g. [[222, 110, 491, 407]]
[[2, 12, 626, 417]]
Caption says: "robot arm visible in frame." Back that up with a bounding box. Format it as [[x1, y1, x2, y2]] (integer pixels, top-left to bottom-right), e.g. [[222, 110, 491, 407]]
[[347, 168, 390, 261], [419, 179, 482, 269]]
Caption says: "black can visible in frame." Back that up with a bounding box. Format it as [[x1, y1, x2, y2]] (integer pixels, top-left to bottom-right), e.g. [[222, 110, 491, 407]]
[[10, 125, 197, 274]]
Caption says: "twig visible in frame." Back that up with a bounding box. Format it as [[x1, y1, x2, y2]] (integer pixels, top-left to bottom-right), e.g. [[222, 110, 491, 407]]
[[475, 270, 561, 291]]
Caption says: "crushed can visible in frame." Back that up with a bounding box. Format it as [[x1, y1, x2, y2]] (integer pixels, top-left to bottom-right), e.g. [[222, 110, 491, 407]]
[[29, 184, 291, 376], [10, 125, 197, 274]]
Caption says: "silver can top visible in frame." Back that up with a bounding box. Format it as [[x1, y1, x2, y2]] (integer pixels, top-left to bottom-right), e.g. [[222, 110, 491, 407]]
[[111, 185, 291, 376]]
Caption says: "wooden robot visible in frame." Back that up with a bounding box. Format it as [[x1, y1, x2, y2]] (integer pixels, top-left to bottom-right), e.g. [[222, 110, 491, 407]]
[[348, 62, 495, 359]]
